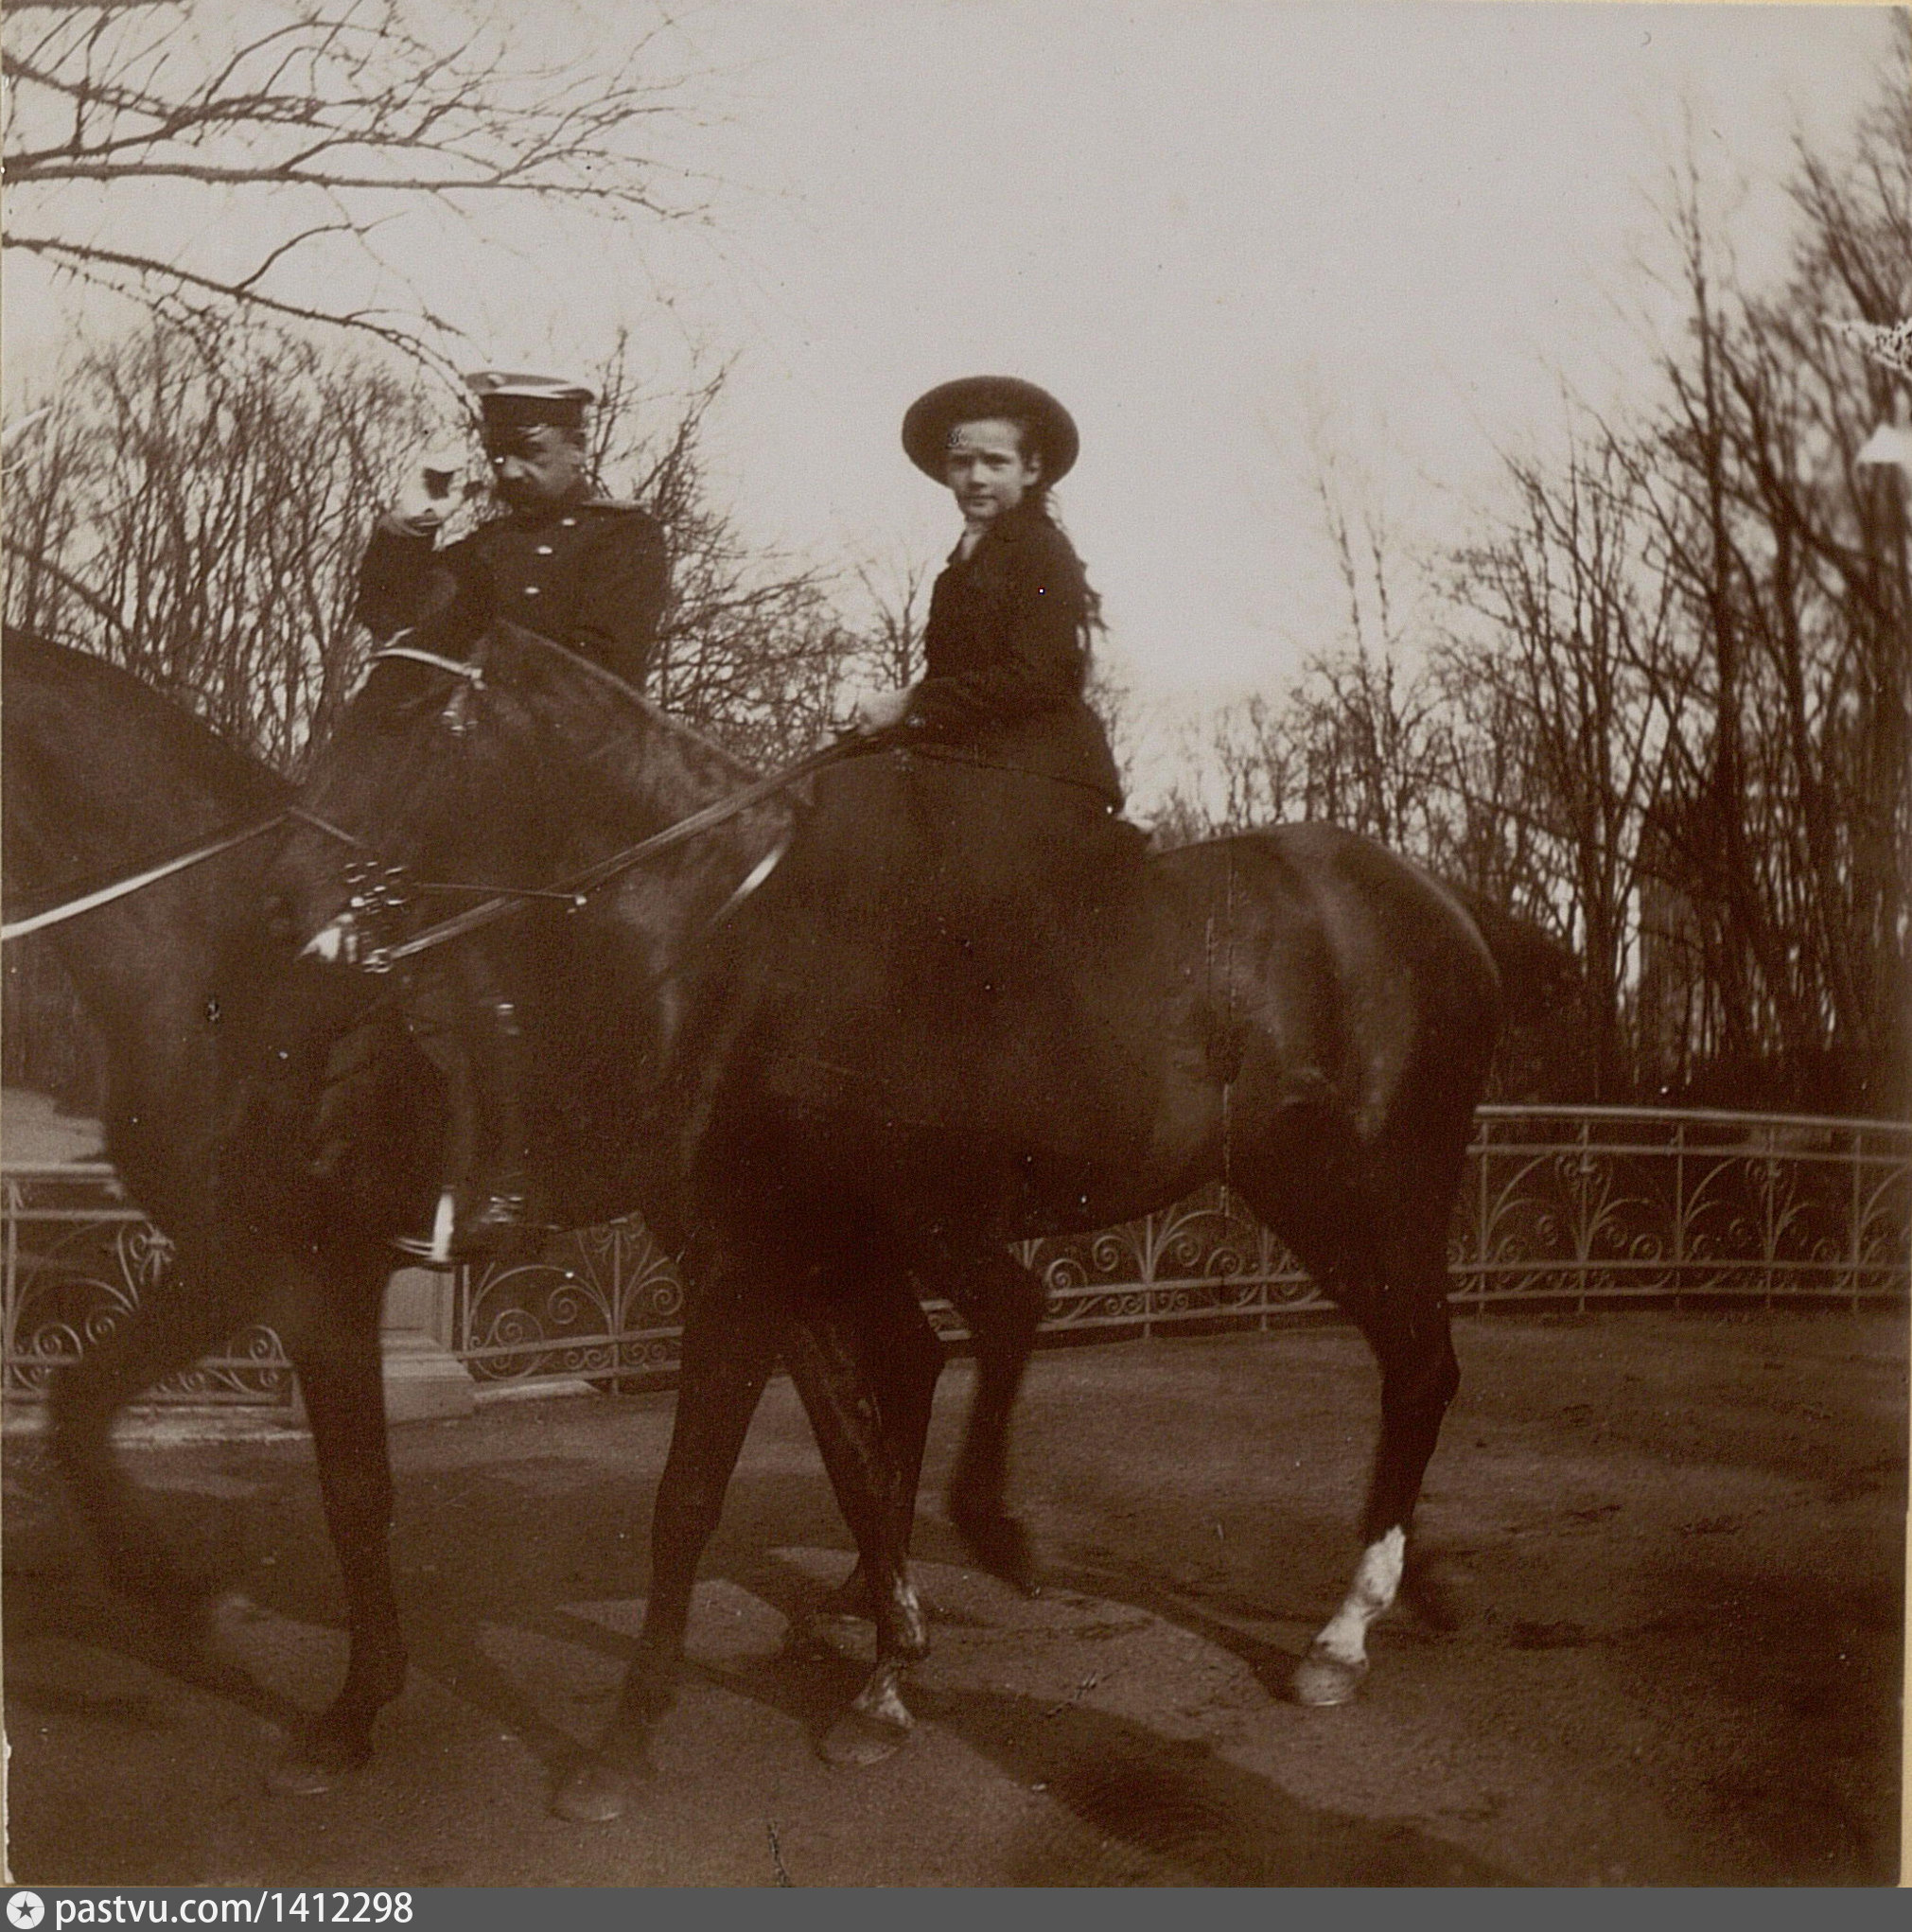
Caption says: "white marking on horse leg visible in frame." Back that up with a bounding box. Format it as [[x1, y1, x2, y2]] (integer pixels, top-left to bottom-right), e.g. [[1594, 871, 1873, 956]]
[[1310, 1525, 1406, 1671], [302, 921, 346, 964], [852, 1658, 915, 1731], [429, 1188, 456, 1266]]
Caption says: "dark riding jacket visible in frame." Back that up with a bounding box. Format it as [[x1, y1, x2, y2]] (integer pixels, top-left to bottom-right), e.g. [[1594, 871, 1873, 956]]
[[356, 489, 668, 691], [900, 500, 1123, 808]]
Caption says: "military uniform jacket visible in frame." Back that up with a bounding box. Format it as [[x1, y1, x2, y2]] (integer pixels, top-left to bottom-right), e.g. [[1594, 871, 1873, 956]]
[[903, 501, 1123, 806], [356, 492, 668, 691]]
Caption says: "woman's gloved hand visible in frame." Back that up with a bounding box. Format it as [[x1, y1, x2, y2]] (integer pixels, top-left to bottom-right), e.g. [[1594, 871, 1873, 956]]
[[383, 446, 473, 536], [852, 685, 916, 735]]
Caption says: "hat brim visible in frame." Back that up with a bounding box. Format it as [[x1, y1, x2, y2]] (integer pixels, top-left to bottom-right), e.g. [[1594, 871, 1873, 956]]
[[465, 369, 595, 431], [903, 377, 1079, 483]]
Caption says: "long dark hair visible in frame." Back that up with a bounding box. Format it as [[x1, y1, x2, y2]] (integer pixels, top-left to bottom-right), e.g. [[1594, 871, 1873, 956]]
[[1002, 415, 1105, 636]]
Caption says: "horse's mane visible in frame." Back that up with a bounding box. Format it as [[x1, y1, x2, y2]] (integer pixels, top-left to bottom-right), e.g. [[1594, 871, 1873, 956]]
[[2, 630, 290, 902], [296, 621, 763, 886], [2, 629, 291, 824], [486, 620, 759, 788]]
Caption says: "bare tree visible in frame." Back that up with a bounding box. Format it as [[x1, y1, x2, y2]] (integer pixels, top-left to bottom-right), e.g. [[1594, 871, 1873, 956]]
[[1151, 691, 1299, 842], [1438, 26, 1909, 1110], [1285, 643, 1452, 854], [1604, 59, 1911, 1109], [587, 343, 866, 766], [4, 314, 432, 767], [3, 0, 703, 369], [1443, 434, 1690, 1098], [848, 546, 934, 692]]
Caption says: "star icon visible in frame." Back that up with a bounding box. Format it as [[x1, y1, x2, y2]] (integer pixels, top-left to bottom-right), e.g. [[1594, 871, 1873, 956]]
[[8, 1895, 45, 1930]]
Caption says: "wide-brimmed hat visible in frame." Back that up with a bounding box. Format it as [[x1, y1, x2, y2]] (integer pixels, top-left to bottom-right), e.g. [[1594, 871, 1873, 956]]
[[902, 377, 1079, 483], [465, 369, 596, 431]]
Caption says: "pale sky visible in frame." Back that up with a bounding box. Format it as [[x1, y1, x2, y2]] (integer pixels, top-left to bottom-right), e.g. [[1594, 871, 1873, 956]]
[[3, 2, 1896, 799]]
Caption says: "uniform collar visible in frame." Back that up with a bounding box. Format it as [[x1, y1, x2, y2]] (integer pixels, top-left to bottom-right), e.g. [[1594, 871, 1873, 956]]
[[503, 479, 594, 528]]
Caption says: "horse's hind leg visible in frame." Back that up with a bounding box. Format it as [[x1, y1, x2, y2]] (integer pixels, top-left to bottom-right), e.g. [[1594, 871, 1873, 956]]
[[1238, 1123, 1462, 1707], [1295, 1226, 1460, 1706], [553, 1256, 784, 1824], [269, 1255, 406, 1795], [818, 1232, 1039, 1608], [798, 1249, 944, 1595], [783, 1267, 939, 1767]]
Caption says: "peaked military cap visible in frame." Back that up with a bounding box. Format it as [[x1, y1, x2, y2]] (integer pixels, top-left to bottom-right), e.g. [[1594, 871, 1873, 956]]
[[465, 369, 596, 430], [903, 376, 1079, 483]]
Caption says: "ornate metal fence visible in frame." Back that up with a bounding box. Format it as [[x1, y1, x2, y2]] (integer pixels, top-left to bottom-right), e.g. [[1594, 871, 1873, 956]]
[[4, 1107, 1906, 1406], [1462, 1108, 1912, 1311], [2, 1163, 293, 1404]]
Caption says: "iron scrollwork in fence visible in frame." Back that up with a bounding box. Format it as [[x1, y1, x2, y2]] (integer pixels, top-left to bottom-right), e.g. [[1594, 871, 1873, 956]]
[[454, 1217, 685, 1387], [1462, 1110, 1912, 1310], [2, 1165, 293, 1403], [4, 1109, 1907, 1405]]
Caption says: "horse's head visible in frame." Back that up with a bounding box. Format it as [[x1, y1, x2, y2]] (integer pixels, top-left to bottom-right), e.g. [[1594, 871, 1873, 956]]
[[270, 618, 756, 969]]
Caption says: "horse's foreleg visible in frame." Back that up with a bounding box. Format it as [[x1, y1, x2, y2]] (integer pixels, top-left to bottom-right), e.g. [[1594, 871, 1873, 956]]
[[935, 1242, 1045, 1593], [1295, 1240, 1460, 1707], [553, 1264, 782, 1824], [271, 1260, 405, 1794], [49, 1254, 256, 1635]]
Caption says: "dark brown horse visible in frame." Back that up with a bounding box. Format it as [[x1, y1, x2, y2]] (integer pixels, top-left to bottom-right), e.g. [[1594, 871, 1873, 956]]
[[262, 620, 1503, 1822], [2, 630, 429, 1791], [2, 629, 1026, 1800]]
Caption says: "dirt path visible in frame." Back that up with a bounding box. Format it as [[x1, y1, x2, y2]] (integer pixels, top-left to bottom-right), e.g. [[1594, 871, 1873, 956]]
[[4, 1311, 1904, 1885]]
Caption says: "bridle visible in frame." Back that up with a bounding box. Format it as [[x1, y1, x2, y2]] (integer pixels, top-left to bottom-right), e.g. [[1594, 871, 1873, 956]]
[[5, 633, 850, 967]]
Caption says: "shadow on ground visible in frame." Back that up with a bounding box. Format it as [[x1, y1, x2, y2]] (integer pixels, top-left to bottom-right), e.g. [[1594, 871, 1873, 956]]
[[5, 1312, 1904, 1885]]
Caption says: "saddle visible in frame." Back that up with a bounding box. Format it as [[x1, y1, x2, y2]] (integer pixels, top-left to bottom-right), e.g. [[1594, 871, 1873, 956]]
[[748, 748, 1164, 1182]]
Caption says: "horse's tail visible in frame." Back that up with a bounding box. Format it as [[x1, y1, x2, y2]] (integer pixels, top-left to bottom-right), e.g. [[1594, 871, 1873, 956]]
[[1438, 883, 1584, 1026], [1437, 883, 1596, 1101]]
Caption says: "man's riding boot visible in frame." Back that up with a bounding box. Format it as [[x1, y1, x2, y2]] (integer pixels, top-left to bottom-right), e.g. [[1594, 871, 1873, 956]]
[[457, 994, 537, 1256]]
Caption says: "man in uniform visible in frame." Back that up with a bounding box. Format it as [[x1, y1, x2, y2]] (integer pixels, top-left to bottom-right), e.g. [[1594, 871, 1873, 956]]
[[357, 369, 666, 685], [353, 371, 669, 1256]]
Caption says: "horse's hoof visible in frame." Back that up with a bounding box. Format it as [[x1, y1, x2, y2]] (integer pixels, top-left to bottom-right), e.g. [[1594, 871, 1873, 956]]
[[552, 1757, 632, 1824], [949, 1509, 1041, 1596], [818, 1705, 913, 1768], [266, 1704, 378, 1797], [1290, 1646, 1367, 1707]]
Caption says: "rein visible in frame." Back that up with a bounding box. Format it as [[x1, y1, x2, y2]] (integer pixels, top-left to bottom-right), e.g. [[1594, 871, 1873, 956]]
[[2, 812, 290, 942], [3, 633, 854, 959], [357, 738, 850, 971], [2, 804, 382, 945]]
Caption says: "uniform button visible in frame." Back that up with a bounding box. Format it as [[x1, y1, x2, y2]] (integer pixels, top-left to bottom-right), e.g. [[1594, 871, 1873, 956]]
[[535, 545, 553, 555], [560, 517, 577, 528], [523, 584, 540, 596]]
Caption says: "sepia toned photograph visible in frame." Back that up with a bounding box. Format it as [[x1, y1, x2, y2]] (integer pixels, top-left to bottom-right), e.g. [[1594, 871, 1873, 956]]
[[1, 0, 1905, 1890]]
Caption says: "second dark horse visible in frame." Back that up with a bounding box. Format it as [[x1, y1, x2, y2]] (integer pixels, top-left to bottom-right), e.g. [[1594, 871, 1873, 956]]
[[261, 621, 1502, 1821]]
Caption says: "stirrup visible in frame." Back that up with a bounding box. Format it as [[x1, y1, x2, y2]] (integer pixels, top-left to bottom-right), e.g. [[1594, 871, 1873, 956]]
[[393, 1189, 460, 1269]]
